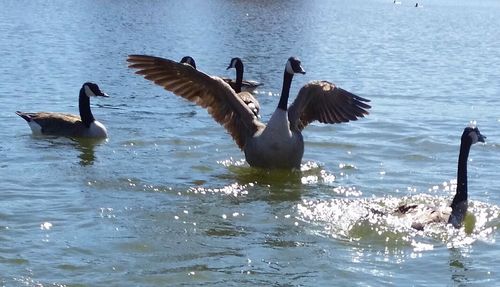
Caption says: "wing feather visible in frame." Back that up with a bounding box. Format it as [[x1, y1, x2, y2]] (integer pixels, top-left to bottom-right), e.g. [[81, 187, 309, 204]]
[[288, 81, 371, 131], [127, 55, 263, 149]]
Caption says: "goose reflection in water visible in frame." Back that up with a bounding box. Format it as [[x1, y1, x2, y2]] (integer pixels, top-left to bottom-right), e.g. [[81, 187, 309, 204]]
[[73, 138, 107, 166]]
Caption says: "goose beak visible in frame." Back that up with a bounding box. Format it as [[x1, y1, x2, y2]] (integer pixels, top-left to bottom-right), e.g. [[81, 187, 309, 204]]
[[297, 67, 306, 74], [226, 64, 232, 70], [478, 133, 486, 143], [99, 92, 109, 98]]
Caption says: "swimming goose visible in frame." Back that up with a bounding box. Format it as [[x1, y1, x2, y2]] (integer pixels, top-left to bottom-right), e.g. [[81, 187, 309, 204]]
[[226, 57, 261, 117], [179, 56, 260, 117], [180, 56, 262, 93], [396, 126, 486, 230], [127, 55, 371, 169], [16, 82, 109, 138], [225, 57, 263, 93]]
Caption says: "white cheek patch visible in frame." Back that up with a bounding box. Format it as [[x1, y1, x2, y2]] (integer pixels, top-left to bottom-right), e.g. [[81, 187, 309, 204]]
[[185, 58, 194, 67], [230, 59, 237, 68], [84, 85, 97, 97], [285, 60, 295, 74]]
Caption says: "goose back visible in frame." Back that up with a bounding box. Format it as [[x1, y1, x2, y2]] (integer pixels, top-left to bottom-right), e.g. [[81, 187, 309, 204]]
[[16, 112, 108, 138]]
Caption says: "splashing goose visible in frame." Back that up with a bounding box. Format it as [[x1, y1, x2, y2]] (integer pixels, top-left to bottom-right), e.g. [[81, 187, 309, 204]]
[[16, 82, 109, 138], [179, 56, 260, 117], [127, 55, 371, 169], [396, 126, 486, 230]]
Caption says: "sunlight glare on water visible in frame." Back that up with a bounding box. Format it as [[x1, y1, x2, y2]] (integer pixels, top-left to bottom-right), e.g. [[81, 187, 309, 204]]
[[297, 190, 499, 251]]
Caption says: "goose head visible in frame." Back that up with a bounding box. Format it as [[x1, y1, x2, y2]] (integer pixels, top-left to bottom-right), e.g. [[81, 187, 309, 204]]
[[83, 82, 109, 98], [226, 57, 243, 70], [462, 125, 486, 145], [180, 56, 197, 69], [285, 57, 306, 75]]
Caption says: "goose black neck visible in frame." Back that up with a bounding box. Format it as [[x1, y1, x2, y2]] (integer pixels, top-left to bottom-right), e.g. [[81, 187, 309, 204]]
[[79, 87, 95, 128], [450, 139, 472, 210], [234, 62, 244, 93], [278, 71, 294, 111]]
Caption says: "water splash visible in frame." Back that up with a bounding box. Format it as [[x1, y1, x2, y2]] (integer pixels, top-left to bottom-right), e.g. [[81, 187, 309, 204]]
[[187, 182, 249, 197], [220, 159, 341, 187], [297, 193, 499, 252]]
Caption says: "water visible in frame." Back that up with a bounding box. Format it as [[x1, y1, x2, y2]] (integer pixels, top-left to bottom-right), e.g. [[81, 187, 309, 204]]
[[1, 0, 499, 285]]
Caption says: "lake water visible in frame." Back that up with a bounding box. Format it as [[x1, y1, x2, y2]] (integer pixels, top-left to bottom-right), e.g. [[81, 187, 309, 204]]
[[1, 0, 499, 285]]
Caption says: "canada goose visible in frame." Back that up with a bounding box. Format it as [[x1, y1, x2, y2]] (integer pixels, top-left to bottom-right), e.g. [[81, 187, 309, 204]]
[[225, 57, 261, 117], [225, 57, 263, 93], [396, 126, 486, 230], [127, 55, 370, 169], [179, 56, 260, 117], [16, 82, 109, 138], [180, 56, 262, 93], [180, 56, 197, 69]]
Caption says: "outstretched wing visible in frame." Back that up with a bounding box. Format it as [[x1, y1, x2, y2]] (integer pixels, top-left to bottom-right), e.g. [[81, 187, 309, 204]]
[[127, 55, 263, 149], [288, 81, 371, 131]]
